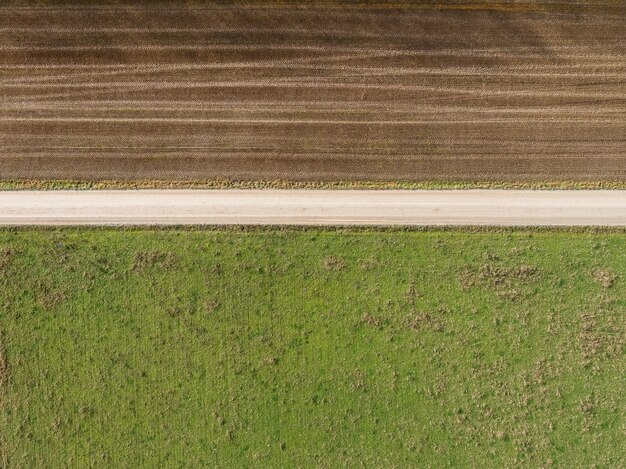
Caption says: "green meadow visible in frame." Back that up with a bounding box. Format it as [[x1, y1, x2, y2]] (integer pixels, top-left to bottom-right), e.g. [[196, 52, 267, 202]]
[[0, 229, 624, 467]]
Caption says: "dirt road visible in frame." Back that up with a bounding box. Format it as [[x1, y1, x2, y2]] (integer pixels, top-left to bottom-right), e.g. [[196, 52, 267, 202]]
[[1, 2, 624, 182], [0, 190, 624, 225]]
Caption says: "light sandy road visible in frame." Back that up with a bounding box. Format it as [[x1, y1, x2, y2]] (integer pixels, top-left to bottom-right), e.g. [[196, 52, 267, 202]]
[[0, 190, 625, 226]]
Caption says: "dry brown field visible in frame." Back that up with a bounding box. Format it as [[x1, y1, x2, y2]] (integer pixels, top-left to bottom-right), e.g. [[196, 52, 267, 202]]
[[1, 1, 624, 183]]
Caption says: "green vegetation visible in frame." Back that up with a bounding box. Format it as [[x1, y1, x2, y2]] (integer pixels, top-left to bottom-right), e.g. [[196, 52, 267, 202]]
[[0, 229, 624, 467], [2, 179, 626, 191]]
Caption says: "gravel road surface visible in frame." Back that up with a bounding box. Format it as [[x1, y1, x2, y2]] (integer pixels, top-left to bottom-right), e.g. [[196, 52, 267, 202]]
[[1, 190, 624, 225]]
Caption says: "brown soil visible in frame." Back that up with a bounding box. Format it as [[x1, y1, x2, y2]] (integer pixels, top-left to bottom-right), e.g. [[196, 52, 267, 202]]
[[0, 2, 624, 182]]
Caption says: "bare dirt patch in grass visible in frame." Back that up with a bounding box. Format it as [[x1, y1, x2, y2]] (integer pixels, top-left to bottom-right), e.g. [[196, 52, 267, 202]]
[[360, 313, 381, 327], [322, 256, 347, 271], [0, 249, 13, 272], [406, 312, 445, 332], [34, 279, 67, 310], [591, 269, 616, 288], [578, 308, 624, 370], [0, 334, 8, 393], [131, 251, 178, 272], [458, 263, 540, 299]]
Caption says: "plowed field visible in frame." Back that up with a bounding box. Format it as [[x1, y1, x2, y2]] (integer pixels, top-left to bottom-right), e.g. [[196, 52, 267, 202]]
[[1, 1, 624, 182]]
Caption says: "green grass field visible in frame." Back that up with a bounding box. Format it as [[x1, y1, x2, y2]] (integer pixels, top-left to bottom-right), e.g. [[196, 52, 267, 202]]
[[0, 229, 624, 467]]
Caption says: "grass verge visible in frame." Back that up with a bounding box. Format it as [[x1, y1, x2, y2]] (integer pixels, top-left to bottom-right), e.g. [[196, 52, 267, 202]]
[[1, 179, 626, 190], [0, 228, 624, 467]]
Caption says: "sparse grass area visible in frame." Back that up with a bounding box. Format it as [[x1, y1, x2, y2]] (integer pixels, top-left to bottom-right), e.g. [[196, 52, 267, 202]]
[[0, 229, 624, 467], [2, 179, 626, 191]]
